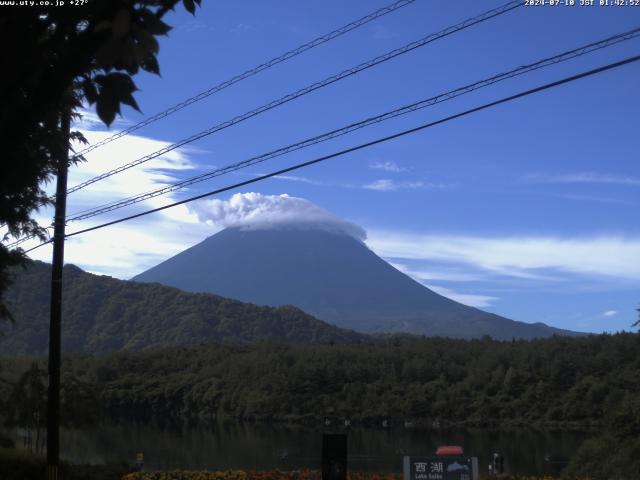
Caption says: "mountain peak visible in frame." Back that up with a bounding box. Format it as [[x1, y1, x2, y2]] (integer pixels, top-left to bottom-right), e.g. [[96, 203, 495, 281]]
[[133, 227, 580, 340], [189, 192, 366, 241]]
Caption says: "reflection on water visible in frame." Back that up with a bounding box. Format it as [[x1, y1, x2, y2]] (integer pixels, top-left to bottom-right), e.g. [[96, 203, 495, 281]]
[[58, 420, 587, 476]]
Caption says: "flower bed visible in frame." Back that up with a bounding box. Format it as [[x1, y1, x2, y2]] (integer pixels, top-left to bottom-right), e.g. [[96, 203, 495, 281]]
[[122, 470, 402, 480], [121, 470, 573, 480]]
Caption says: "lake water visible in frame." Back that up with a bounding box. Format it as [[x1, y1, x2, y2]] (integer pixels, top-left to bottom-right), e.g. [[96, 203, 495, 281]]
[[32, 421, 590, 477]]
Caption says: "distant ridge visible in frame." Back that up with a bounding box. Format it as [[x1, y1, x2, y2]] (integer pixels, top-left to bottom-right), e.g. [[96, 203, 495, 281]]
[[0, 260, 366, 354], [133, 226, 582, 340]]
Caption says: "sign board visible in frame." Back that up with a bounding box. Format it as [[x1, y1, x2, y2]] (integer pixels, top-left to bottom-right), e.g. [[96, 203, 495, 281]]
[[403, 456, 478, 480]]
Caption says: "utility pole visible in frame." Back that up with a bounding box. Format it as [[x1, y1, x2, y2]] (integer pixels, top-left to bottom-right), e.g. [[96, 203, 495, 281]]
[[47, 108, 71, 480]]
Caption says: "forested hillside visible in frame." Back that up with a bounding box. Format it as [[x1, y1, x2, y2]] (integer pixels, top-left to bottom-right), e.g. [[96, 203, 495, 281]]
[[2, 333, 638, 428], [0, 261, 365, 353]]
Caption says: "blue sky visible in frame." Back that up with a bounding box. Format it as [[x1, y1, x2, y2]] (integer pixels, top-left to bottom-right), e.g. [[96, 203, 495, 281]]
[[21, 0, 640, 333]]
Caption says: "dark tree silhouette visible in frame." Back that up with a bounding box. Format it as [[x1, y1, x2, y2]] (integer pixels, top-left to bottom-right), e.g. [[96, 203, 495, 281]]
[[0, 0, 203, 320]]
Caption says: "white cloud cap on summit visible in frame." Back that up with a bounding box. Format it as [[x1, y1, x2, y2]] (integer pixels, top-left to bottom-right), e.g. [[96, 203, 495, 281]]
[[189, 192, 367, 241]]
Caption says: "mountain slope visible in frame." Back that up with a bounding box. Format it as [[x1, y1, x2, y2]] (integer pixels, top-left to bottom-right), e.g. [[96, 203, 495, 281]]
[[0, 260, 366, 354], [133, 227, 579, 339]]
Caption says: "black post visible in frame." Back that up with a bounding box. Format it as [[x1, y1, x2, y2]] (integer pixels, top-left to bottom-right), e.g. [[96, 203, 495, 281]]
[[47, 110, 70, 480], [322, 433, 348, 480]]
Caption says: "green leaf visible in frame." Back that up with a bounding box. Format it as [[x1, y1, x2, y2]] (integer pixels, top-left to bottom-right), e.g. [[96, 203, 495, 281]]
[[82, 78, 98, 105], [112, 9, 131, 39], [121, 38, 141, 75], [142, 55, 160, 75], [95, 95, 120, 126], [138, 9, 172, 36], [120, 91, 140, 112], [93, 20, 111, 33], [95, 73, 141, 123], [70, 131, 89, 146], [183, 0, 196, 15], [94, 38, 121, 70], [134, 26, 159, 55]]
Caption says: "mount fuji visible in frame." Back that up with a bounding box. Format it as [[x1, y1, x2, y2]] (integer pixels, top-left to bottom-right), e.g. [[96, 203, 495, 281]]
[[133, 224, 578, 340]]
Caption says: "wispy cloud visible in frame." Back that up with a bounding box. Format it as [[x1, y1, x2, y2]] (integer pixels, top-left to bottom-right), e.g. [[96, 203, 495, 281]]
[[364, 179, 442, 192], [390, 262, 484, 282], [271, 174, 442, 192], [177, 20, 217, 33], [527, 172, 640, 186], [425, 284, 498, 308], [369, 161, 406, 173], [74, 108, 132, 131], [603, 310, 618, 317], [390, 259, 500, 307], [270, 174, 325, 185], [367, 232, 640, 281], [66, 130, 195, 202], [15, 123, 210, 278], [557, 193, 634, 205]]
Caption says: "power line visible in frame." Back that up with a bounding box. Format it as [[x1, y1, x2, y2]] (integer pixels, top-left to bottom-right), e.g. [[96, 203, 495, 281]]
[[0, 0, 415, 234], [64, 0, 523, 195], [5, 230, 51, 249], [1, 0, 521, 247], [23, 53, 640, 254], [72, 0, 417, 159], [64, 26, 640, 223]]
